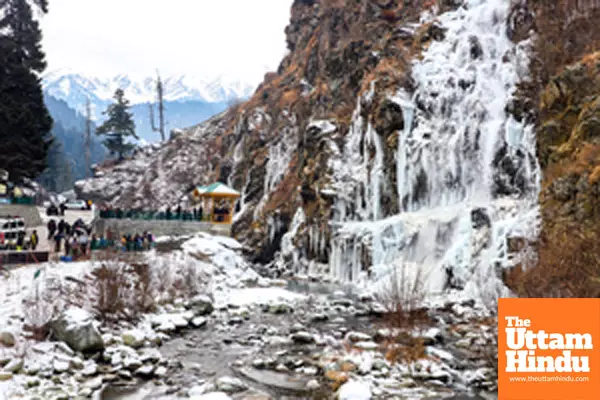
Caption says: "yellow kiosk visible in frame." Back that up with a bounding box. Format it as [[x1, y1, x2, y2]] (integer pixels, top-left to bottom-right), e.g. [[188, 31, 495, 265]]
[[191, 183, 240, 224]]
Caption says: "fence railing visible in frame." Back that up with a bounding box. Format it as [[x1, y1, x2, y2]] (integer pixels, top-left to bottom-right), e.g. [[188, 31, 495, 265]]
[[0, 196, 35, 205], [98, 210, 231, 223]]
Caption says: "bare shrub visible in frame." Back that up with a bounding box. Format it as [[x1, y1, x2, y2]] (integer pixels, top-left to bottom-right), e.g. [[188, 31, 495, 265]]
[[378, 261, 429, 329], [377, 261, 431, 364], [22, 276, 62, 341], [90, 262, 131, 321], [131, 262, 156, 313]]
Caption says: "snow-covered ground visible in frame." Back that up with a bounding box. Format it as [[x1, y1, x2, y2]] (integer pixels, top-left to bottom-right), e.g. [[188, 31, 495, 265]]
[[0, 233, 308, 399]]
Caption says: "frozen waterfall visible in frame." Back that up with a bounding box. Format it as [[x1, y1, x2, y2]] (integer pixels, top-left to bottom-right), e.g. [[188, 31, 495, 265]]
[[328, 0, 541, 299]]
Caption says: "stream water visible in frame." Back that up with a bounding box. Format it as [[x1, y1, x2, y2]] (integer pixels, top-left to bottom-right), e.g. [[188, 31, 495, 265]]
[[100, 280, 371, 400]]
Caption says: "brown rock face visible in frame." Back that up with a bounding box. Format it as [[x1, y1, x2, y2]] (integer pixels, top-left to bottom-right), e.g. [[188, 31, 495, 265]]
[[537, 52, 600, 230]]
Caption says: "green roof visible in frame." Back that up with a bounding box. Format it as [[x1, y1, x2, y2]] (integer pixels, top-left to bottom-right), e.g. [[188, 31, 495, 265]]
[[195, 182, 240, 196]]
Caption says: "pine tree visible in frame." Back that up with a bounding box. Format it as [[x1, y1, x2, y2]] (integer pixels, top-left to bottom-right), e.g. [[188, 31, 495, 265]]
[[96, 89, 138, 160], [38, 138, 73, 193], [0, 0, 53, 182]]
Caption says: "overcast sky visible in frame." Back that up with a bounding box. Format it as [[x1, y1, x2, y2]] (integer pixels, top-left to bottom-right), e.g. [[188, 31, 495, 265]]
[[40, 0, 293, 84]]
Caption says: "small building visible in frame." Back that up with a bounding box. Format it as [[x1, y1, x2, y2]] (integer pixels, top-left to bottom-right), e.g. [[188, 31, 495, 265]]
[[191, 182, 241, 224]]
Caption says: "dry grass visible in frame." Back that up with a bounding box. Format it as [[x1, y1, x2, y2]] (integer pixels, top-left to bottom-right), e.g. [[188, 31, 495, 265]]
[[20, 252, 208, 337], [504, 223, 600, 298], [530, 1, 600, 93], [542, 143, 600, 188]]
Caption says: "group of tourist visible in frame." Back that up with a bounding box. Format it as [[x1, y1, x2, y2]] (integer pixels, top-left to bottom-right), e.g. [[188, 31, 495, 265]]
[[99, 205, 208, 221], [116, 232, 156, 252], [99, 204, 233, 222], [48, 218, 92, 258]]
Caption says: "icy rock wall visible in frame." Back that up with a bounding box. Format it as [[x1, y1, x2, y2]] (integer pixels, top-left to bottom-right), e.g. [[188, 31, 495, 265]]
[[329, 0, 541, 298]]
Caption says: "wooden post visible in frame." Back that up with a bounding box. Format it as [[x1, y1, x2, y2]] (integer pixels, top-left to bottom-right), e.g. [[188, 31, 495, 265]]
[[211, 196, 216, 223], [228, 198, 234, 223]]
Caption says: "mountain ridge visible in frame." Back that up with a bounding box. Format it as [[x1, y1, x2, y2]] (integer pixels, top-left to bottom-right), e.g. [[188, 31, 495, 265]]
[[43, 70, 254, 142], [42, 70, 256, 106]]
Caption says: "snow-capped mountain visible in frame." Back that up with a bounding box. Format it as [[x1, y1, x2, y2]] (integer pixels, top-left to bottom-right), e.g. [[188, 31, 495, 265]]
[[42, 70, 256, 142], [42, 69, 256, 105]]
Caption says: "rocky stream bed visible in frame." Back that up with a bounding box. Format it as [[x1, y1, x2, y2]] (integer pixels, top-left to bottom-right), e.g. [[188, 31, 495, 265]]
[[0, 235, 499, 400]]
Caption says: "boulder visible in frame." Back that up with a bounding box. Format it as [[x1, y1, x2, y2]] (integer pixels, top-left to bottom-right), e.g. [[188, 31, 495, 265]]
[[291, 332, 315, 344], [0, 330, 16, 347], [0, 371, 13, 381], [121, 329, 146, 349], [3, 358, 23, 373], [51, 308, 104, 353], [216, 376, 248, 393], [187, 295, 215, 316]]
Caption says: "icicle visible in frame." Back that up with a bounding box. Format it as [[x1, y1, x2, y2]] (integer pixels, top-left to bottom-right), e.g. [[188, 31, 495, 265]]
[[327, 0, 541, 298]]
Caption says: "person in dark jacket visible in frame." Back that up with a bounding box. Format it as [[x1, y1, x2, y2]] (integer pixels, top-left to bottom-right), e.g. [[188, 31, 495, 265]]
[[54, 232, 63, 253], [176, 205, 182, 220], [58, 219, 66, 235], [47, 219, 57, 240]]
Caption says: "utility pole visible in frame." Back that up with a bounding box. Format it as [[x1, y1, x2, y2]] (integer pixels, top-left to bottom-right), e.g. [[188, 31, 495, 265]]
[[149, 70, 166, 142], [84, 98, 92, 178]]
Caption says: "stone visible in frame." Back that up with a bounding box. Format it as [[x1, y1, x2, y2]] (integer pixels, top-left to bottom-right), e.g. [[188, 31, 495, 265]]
[[421, 327, 444, 345], [51, 307, 104, 353], [85, 376, 104, 390], [252, 359, 265, 369], [155, 366, 168, 376], [70, 356, 84, 370], [0, 331, 16, 347], [140, 348, 163, 364], [172, 314, 190, 328], [191, 317, 208, 328], [310, 313, 329, 322], [23, 361, 41, 375], [216, 376, 248, 393], [0, 372, 13, 381], [268, 303, 292, 314], [121, 329, 146, 349], [135, 365, 155, 377], [369, 303, 386, 316], [353, 342, 378, 350], [291, 332, 315, 344], [188, 295, 215, 316], [345, 332, 372, 343], [332, 298, 353, 307], [123, 356, 142, 371], [302, 379, 318, 391], [4, 358, 23, 373], [55, 341, 76, 356], [289, 323, 305, 333], [53, 359, 70, 373], [156, 322, 177, 332], [82, 361, 98, 376], [26, 378, 40, 388]]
